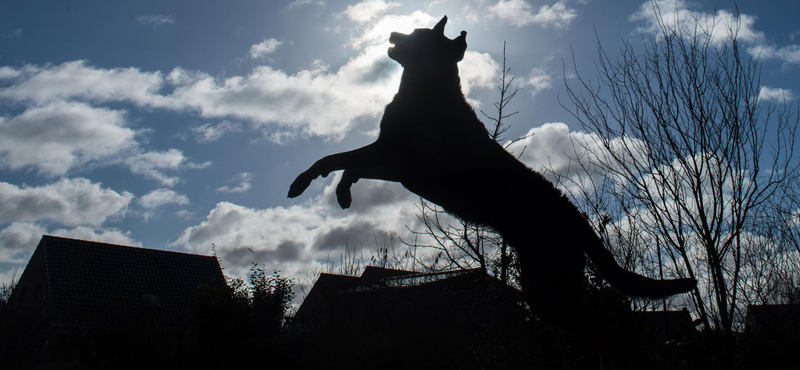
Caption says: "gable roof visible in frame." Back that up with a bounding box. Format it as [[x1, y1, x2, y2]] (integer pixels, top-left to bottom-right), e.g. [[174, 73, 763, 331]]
[[293, 266, 525, 327], [12, 235, 225, 332]]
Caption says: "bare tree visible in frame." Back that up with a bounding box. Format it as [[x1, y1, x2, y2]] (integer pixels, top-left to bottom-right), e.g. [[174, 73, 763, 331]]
[[559, 1, 799, 359]]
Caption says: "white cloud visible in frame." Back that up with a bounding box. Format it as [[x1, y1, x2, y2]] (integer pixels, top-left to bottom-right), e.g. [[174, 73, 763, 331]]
[[0, 64, 206, 181], [0, 222, 46, 264], [165, 67, 195, 85], [463, 5, 479, 24], [164, 47, 400, 140], [191, 120, 243, 143], [630, 0, 763, 44], [175, 209, 195, 219], [264, 129, 299, 145], [186, 161, 213, 169], [502, 122, 650, 196], [349, 11, 438, 49], [759, 86, 796, 103], [0, 66, 20, 79], [631, 1, 800, 67], [0, 178, 133, 227], [287, 0, 325, 9], [344, 0, 402, 23], [488, 0, 577, 28], [426, 0, 445, 9], [138, 188, 190, 222], [506, 122, 599, 174], [175, 201, 322, 278], [217, 172, 253, 194], [748, 44, 800, 66], [138, 188, 190, 209], [0, 60, 164, 106], [126, 149, 187, 187], [459, 51, 500, 99], [135, 15, 175, 28], [520, 66, 553, 97], [0, 101, 136, 176], [249, 38, 283, 59]]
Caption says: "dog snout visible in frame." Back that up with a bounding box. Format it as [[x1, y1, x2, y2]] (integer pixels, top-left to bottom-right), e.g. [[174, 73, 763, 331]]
[[389, 32, 408, 45]]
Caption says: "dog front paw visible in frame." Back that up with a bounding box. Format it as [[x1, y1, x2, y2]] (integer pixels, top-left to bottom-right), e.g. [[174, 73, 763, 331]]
[[288, 171, 315, 198], [336, 179, 353, 209]]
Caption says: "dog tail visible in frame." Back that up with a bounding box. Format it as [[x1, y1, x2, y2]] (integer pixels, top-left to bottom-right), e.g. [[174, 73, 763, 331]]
[[584, 239, 696, 299]]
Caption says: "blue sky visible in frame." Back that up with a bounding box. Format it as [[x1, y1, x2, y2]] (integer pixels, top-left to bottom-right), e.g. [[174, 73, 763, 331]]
[[1, 0, 798, 292]]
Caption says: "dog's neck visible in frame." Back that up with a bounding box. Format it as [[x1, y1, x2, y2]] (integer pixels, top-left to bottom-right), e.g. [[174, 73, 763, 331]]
[[395, 64, 464, 101]]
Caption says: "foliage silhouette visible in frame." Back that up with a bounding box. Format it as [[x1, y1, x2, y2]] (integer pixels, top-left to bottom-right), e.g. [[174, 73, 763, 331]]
[[189, 263, 296, 367]]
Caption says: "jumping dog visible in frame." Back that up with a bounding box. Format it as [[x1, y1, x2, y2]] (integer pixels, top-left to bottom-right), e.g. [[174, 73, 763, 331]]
[[289, 16, 696, 368]]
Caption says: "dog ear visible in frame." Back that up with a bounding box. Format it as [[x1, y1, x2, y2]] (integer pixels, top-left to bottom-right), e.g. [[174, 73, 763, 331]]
[[433, 16, 447, 35], [453, 31, 467, 61]]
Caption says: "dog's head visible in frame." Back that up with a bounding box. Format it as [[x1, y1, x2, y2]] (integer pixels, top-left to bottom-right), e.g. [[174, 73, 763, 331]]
[[388, 16, 467, 68]]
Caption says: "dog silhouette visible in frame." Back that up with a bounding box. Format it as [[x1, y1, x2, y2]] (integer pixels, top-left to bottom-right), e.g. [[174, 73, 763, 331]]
[[289, 16, 696, 368]]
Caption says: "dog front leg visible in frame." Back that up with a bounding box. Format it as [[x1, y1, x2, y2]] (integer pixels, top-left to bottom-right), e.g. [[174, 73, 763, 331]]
[[336, 167, 402, 209], [288, 141, 388, 198]]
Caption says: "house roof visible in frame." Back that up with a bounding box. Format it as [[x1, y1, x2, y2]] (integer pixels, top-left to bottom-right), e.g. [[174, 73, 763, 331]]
[[359, 266, 416, 281], [13, 235, 225, 332], [745, 304, 800, 334], [293, 266, 525, 326]]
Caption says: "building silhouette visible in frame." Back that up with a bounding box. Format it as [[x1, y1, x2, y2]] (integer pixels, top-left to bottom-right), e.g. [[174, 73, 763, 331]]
[[4, 235, 226, 366], [291, 266, 532, 369]]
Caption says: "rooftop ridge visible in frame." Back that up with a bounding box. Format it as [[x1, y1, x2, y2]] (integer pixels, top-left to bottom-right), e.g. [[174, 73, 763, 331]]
[[42, 234, 216, 259]]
